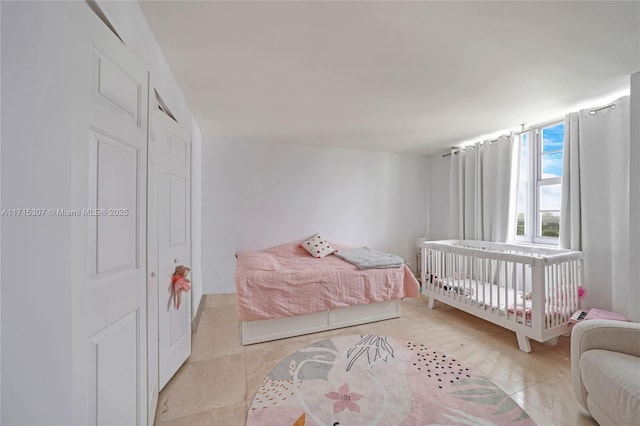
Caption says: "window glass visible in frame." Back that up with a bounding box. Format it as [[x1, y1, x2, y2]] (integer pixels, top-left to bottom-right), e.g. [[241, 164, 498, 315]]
[[540, 184, 561, 211], [541, 123, 564, 153], [539, 211, 560, 237], [516, 185, 527, 236], [539, 184, 561, 238], [516, 134, 528, 236], [541, 151, 563, 178], [514, 121, 564, 244]]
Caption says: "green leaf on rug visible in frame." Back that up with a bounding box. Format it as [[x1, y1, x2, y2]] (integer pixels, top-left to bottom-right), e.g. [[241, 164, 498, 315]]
[[451, 388, 500, 397], [513, 410, 532, 422], [495, 397, 518, 415], [452, 378, 496, 388], [456, 395, 506, 405]]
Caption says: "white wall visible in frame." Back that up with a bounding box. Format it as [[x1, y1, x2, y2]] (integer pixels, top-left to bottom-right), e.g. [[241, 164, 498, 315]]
[[202, 140, 429, 293], [97, 0, 203, 317], [0, 2, 3, 421], [427, 154, 452, 241], [629, 71, 640, 322], [1, 3, 76, 424]]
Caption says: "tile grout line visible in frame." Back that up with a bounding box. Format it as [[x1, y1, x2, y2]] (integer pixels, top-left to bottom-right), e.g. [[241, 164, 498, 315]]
[[507, 371, 574, 425]]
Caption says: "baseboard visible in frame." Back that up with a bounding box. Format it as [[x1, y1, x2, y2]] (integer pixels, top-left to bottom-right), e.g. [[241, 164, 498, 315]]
[[191, 295, 204, 334]]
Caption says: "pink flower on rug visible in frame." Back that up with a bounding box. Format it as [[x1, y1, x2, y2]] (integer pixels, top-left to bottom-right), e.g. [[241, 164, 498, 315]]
[[325, 383, 363, 413]]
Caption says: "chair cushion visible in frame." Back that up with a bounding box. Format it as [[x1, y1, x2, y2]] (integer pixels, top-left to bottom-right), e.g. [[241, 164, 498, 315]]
[[580, 349, 640, 426]]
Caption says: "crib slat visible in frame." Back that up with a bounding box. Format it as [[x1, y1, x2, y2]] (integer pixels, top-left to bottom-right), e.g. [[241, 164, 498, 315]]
[[511, 262, 516, 323], [455, 253, 460, 300], [554, 264, 560, 327], [499, 260, 505, 318], [558, 264, 562, 326], [484, 258, 489, 310], [474, 257, 478, 304], [546, 266, 551, 329], [523, 264, 527, 325], [551, 265, 556, 328], [563, 262, 569, 322], [498, 260, 506, 315], [546, 266, 551, 330], [489, 259, 493, 311], [548, 266, 552, 330], [570, 261, 575, 314], [552, 265, 557, 328]]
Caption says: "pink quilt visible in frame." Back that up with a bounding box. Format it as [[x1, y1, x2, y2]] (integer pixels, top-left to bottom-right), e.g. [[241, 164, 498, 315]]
[[235, 242, 420, 321]]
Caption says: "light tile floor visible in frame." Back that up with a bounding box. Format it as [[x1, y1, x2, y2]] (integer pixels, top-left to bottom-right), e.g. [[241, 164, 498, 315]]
[[155, 294, 598, 426]]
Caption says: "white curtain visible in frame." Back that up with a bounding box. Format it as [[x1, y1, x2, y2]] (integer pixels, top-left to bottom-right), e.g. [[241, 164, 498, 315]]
[[560, 96, 632, 319], [560, 112, 581, 250], [449, 134, 517, 242]]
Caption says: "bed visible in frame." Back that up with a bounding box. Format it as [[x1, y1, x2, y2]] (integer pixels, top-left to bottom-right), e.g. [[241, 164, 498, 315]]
[[421, 240, 583, 352], [235, 242, 420, 345]]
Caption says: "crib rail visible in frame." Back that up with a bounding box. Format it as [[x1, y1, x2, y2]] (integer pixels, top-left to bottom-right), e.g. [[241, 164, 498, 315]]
[[423, 240, 581, 265], [420, 240, 583, 350]]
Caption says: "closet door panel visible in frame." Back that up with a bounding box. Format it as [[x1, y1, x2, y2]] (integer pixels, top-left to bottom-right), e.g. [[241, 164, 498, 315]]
[[154, 107, 191, 390], [90, 131, 139, 276], [88, 311, 139, 426], [86, 14, 148, 426]]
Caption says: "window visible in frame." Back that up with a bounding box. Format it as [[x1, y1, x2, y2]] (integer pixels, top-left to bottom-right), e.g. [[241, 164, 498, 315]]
[[515, 121, 564, 244]]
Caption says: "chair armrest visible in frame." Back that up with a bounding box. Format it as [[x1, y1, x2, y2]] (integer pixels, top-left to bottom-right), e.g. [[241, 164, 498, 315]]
[[571, 320, 640, 409], [572, 320, 640, 358]]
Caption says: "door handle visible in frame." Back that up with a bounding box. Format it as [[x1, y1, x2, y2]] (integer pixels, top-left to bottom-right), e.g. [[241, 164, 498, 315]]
[[150, 272, 156, 278], [174, 258, 178, 264]]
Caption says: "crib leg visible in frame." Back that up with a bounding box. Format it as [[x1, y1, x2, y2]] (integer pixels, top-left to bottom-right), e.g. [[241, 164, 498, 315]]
[[516, 333, 531, 353], [427, 297, 436, 309]]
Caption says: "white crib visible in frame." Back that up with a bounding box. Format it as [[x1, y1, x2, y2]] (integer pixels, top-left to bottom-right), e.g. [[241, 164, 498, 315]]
[[420, 240, 583, 353]]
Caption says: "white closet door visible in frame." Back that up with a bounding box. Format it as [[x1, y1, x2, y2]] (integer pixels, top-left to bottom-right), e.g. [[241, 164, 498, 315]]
[[87, 17, 148, 426], [155, 107, 192, 390], [146, 106, 160, 425]]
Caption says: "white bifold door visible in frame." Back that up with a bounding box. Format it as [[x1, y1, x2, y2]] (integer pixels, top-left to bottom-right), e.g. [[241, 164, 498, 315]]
[[146, 101, 160, 425], [149, 100, 192, 393], [84, 9, 191, 426], [86, 15, 149, 426]]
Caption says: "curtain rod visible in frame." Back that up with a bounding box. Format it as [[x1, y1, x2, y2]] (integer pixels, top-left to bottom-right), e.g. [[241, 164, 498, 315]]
[[589, 102, 616, 115], [441, 99, 619, 158], [442, 126, 545, 158], [442, 134, 511, 157], [442, 125, 540, 157]]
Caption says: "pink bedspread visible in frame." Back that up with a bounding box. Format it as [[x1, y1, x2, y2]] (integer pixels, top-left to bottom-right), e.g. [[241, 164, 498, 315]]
[[235, 242, 420, 321]]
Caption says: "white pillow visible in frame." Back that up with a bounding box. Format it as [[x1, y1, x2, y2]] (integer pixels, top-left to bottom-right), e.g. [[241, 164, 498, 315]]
[[300, 233, 336, 258]]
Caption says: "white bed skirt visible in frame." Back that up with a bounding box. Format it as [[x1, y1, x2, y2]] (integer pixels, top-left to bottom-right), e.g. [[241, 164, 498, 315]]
[[240, 299, 401, 345]]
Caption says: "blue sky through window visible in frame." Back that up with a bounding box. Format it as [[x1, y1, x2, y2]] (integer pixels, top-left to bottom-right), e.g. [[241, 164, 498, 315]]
[[542, 124, 564, 152], [541, 123, 564, 178]]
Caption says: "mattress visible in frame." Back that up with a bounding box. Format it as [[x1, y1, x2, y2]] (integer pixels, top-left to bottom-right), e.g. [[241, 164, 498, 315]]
[[235, 242, 420, 321], [432, 278, 572, 323]]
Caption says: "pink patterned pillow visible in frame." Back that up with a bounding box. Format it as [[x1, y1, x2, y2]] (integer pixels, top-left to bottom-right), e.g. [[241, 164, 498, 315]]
[[300, 233, 336, 258]]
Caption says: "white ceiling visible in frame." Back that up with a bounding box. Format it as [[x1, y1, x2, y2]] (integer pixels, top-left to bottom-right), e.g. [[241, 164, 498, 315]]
[[140, 1, 640, 156]]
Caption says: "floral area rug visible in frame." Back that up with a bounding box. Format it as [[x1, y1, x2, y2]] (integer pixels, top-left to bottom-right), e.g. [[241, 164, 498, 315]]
[[246, 335, 535, 426]]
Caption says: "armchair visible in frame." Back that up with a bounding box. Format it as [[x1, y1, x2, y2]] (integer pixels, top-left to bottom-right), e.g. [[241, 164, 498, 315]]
[[571, 319, 640, 425]]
